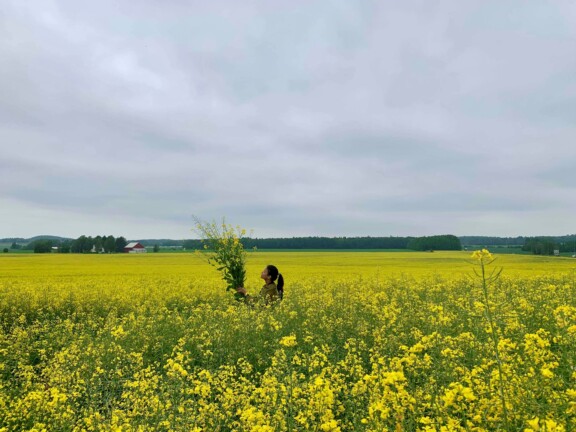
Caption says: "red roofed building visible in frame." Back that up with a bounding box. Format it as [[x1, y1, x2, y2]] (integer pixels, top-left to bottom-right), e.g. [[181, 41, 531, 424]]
[[124, 242, 147, 253]]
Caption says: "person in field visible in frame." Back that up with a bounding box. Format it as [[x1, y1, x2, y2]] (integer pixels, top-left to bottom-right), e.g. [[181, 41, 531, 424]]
[[236, 264, 284, 304]]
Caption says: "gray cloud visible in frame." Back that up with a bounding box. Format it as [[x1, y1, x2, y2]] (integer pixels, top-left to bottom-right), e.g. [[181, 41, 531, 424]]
[[1, 0, 576, 238]]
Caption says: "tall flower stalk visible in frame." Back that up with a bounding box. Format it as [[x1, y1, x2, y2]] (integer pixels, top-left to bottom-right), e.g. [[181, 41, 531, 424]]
[[470, 249, 508, 429], [193, 216, 248, 298]]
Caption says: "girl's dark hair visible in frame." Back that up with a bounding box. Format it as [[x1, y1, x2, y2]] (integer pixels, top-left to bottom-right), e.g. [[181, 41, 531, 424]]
[[267, 264, 284, 299]]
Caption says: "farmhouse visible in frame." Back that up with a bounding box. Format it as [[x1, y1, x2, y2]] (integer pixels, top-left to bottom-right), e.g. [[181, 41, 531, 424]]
[[124, 242, 147, 253]]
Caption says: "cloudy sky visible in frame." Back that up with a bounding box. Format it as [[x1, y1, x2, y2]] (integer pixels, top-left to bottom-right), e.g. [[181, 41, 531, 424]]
[[1, 1, 575, 239]]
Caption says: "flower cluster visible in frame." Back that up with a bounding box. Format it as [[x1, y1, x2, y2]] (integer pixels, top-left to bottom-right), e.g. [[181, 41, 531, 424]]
[[471, 248, 494, 263]]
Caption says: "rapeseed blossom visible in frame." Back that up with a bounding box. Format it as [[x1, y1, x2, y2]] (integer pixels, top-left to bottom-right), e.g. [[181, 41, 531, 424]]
[[279, 335, 297, 347], [0, 252, 575, 430], [471, 248, 494, 262]]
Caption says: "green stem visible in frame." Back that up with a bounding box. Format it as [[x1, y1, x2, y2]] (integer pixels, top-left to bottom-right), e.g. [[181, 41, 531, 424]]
[[481, 261, 509, 429]]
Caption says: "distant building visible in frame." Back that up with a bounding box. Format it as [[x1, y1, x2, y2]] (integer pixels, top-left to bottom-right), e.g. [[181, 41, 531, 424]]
[[124, 242, 147, 253]]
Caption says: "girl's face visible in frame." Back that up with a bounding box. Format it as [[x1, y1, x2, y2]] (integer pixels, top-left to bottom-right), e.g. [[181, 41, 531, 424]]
[[261, 267, 271, 282]]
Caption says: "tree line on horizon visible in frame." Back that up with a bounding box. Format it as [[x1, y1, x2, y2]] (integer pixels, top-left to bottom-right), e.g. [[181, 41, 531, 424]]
[[6, 234, 576, 255], [521, 236, 576, 255], [16, 235, 463, 253], [182, 235, 463, 251], [17, 235, 130, 254]]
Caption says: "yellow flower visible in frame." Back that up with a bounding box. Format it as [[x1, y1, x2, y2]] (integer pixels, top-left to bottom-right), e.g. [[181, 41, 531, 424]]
[[320, 420, 341, 432], [526, 417, 540, 430], [279, 335, 298, 347], [419, 416, 433, 425], [471, 248, 493, 262]]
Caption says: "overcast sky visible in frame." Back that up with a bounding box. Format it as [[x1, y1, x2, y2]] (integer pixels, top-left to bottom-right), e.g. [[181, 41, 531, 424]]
[[1, 1, 575, 239]]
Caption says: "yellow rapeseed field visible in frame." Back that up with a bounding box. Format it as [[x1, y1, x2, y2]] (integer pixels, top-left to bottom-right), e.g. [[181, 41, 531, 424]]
[[1, 251, 575, 431]]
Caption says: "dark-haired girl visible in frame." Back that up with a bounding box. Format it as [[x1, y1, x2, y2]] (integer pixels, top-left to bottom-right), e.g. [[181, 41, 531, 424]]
[[236, 264, 284, 304]]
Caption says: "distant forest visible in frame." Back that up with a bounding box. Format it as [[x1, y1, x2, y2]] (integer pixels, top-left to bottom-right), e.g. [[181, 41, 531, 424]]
[[3, 234, 576, 255], [459, 235, 576, 254], [7, 235, 129, 254]]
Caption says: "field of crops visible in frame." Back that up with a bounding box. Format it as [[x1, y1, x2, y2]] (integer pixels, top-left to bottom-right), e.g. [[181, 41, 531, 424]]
[[1, 251, 575, 431]]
